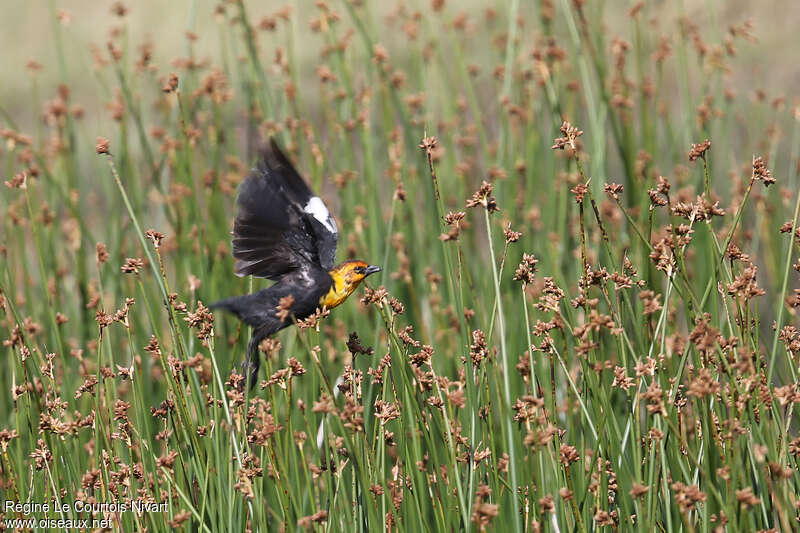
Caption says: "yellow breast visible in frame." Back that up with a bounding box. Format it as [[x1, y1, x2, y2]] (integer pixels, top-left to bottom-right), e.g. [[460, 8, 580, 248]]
[[319, 274, 355, 309]]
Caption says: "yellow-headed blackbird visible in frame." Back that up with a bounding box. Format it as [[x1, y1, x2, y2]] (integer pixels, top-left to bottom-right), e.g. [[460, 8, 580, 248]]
[[211, 140, 380, 387]]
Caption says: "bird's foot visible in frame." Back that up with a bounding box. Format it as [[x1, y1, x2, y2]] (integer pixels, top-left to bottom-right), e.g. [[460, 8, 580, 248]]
[[239, 357, 261, 392]]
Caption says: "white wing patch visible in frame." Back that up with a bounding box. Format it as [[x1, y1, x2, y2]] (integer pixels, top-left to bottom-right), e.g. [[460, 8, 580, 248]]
[[304, 196, 337, 234]]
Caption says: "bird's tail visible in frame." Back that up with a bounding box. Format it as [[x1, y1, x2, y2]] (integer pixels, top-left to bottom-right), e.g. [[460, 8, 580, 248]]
[[208, 294, 249, 319]]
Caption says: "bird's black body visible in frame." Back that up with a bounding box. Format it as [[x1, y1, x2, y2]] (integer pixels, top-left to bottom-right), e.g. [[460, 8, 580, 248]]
[[210, 139, 357, 388], [213, 270, 333, 332], [211, 269, 333, 387]]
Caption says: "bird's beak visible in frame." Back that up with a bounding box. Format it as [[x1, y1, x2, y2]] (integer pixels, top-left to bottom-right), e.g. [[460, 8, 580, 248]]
[[365, 265, 382, 277]]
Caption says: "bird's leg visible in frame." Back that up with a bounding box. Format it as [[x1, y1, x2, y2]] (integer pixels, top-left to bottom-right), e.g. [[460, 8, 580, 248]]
[[241, 333, 263, 391]]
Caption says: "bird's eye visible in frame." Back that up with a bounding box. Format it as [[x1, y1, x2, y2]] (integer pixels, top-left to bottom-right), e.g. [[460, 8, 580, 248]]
[[355, 266, 366, 274]]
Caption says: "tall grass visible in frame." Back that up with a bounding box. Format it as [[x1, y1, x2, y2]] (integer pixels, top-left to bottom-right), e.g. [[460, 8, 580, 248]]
[[1, 1, 800, 531]]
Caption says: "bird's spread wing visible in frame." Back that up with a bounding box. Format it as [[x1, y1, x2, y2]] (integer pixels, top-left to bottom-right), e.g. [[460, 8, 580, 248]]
[[232, 139, 338, 279]]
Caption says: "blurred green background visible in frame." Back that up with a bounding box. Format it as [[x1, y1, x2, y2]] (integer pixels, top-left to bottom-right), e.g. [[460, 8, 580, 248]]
[[3, 0, 798, 138]]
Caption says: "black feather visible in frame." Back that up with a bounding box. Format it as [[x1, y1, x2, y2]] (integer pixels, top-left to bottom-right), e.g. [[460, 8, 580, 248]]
[[232, 140, 338, 278]]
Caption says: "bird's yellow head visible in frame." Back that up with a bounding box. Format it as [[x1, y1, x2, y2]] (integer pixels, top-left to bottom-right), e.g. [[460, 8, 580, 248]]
[[321, 260, 381, 309]]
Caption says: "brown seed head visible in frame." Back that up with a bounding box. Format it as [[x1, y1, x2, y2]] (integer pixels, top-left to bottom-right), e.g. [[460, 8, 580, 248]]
[[4, 172, 27, 189], [466, 181, 499, 213], [418, 135, 437, 154], [571, 183, 588, 204], [276, 295, 295, 323], [346, 331, 374, 357], [96, 137, 110, 155], [688, 139, 711, 161], [163, 72, 179, 93], [752, 155, 775, 186], [504, 226, 522, 243], [95, 242, 108, 264], [513, 253, 539, 284], [559, 444, 580, 465], [111, 2, 128, 17], [121, 258, 144, 274], [603, 182, 624, 200], [552, 120, 583, 150], [145, 229, 166, 248]]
